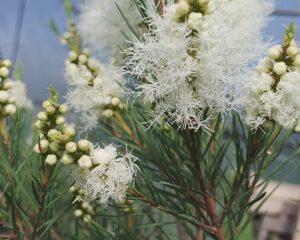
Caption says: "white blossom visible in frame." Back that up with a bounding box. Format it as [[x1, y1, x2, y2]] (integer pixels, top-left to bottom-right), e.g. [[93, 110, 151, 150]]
[[245, 70, 300, 129], [65, 59, 124, 130], [78, 0, 141, 59], [9, 81, 33, 110], [124, 0, 272, 130], [276, 71, 300, 128], [76, 145, 138, 204]]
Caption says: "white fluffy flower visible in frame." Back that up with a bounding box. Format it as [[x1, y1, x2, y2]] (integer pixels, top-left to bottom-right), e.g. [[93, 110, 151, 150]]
[[275, 71, 300, 128], [245, 70, 300, 129], [76, 145, 138, 204], [9, 81, 33, 110], [65, 59, 123, 130], [78, 0, 141, 59], [124, 0, 272, 130]]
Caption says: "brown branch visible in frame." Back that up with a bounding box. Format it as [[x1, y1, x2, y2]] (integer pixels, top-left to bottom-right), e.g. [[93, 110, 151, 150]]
[[30, 168, 49, 240], [154, 0, 164, 16], [114, 112, 144, 149], [187, 130, 225, 240]]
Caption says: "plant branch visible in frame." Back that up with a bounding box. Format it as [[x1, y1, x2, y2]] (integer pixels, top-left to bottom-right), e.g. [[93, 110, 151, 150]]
[[0, 119, 26, 236], [154, 0, 164, 16], [114, 112, 144, 149], [187, 130, 225, 240], [30, 166, 49, 240], [129, 188, 218, 235]]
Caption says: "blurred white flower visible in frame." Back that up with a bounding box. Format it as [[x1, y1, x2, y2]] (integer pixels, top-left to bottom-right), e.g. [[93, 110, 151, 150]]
[[76, 145, 138, 204], [10, 81, 33, 110], [78, 0, 141, 59], [124, 0, 272, 130], [276, 71, 300, 128]]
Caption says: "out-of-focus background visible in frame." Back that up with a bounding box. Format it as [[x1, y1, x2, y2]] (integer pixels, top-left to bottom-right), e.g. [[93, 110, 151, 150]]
[[0, 0, 299, 104]]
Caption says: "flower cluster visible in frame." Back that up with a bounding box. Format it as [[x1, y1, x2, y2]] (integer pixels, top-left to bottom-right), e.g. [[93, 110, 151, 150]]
[[77, 0, 141, 59], [33, 92, 75, 165], [245, 25, 300, 130], [62, 22, 125, 130], [0, 59, 17, 118], [69, 189, 94, 223], [72, 145, 138, 205], [124, 0, 272, 130], [34, 90, 138, 205]]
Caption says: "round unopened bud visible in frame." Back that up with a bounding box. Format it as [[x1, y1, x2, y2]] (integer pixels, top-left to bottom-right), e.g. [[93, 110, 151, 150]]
[[78, 189, 85, 195], [176, 2, 190, 17], [63, 126, 76, 138], [3, 80, 13, 90], [45, 154, 57, 166], [2, 60, 12, 67], [59, 104, 68, 114], [268, 46, 281, 59], [56, 116, 65, 125], [69, 185, 76, 192], [81, 202, 90, 209], [293, 55, 300, 67], [61, 153, 73, 165], [295, 123, 300, 133], [78, 155, 92, 169], [37, 112, 48, 121], [34, 120, 45, 129], [83, 214, 91, 223], [42, 100, 52, 109], [45, 106, 56, 115], [187, 12, 203, 31], [82, 48, 91, 56], [119, 103, 126, 110], [68, 51, 78, 61], [78, 55, 88, 64], [87, 58, 100, 70], [50, 142, 60, 153], [47, 129, 59, 139], [74, 209, 83, 218], [103, 109, 113, 118], [204, 1, 215, 14], [287, 46, 298, 57], [3, 104, 17, 115], [290, 39, 297, 47], [34, 139, 49, 153], [0, 90, 9, 103], [273, 62, 287, 75], [163, 123, 171, 131], [111, 97, 120, 106], [0, 67, 9, 78], [65, 142, 77, 153], [93, 76, 102, 87], [199, 0, 209, 5], [258, 57, 273, 73], [78, 139, 91, 152]]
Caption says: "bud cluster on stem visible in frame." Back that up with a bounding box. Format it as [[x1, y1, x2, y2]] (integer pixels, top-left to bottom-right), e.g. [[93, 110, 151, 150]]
[[0, 59, 17, 118], [168, 0, 213, 24]]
